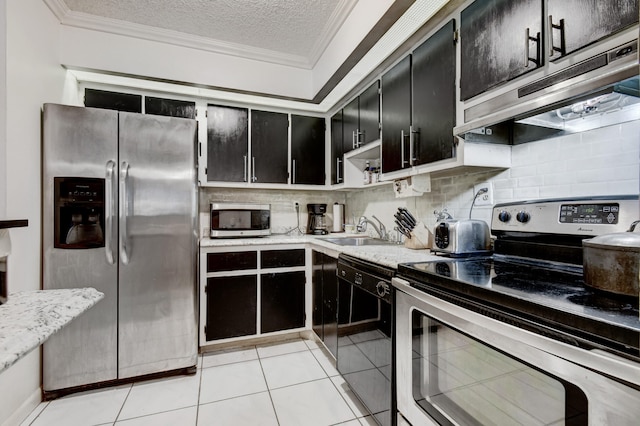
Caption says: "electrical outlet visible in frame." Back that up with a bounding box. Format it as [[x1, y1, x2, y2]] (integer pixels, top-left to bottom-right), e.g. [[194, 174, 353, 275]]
[[474, 182, 494, 206]]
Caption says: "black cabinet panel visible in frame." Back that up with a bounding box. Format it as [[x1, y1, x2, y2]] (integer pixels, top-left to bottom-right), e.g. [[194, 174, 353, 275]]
[[312, 251, 338, 358], [548, 0, 638, 60], [145, 97, 196, 119], [381, 56, 411, 173], [261, 271, 306, 333], [359, 80, 380, 146], [85, 89, 142, 113], [343, 97, 359, 152], [206, 275, 257, 340], [412, 20, 456, 165], [460, 0, 543, 101], [206, 105, 248, 182], [330, 111, 344, 185], [207, 251, 257, 272], [261, 249, 305, 268], [251, 110, 289, 183], [291, 115, 325, 185]]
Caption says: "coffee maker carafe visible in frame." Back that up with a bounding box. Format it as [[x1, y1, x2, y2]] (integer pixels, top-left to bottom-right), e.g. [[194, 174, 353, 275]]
[[307, 204, 328, 235]]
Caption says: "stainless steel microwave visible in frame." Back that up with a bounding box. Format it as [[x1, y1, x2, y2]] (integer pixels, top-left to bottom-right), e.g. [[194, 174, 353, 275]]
[[209, 203, 270, 238]]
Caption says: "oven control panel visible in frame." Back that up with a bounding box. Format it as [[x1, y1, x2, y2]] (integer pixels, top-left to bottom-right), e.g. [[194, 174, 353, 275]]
[[491, 196, 639, 236], [559, 203, 619, 225]]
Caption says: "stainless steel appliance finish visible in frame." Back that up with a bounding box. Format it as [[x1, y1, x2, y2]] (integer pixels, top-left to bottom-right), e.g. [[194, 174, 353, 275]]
[[209, 203, 270, 238], [432, 219, 490, 256], [394, 277, 640, 426], [337, 254, 394, 426], [42, 103, 198, 394], [455, 38, 639, 138], [394, 195, 640, 425]]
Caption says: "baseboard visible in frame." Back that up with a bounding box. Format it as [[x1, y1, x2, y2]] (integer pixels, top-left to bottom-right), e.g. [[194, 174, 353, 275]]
[[1, 388, 42, 426]]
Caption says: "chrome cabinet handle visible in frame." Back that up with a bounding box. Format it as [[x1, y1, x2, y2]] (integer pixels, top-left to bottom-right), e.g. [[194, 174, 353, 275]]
[[548, 15, 565, 57], [119, 161, 130, 265], [409, 126, 419, 166], [292, 159, 296, 183], [243, 155, 248, 182], [352, 130, 356, 150], [400, 130, 410, 167], [525, 28, 540, 68], [252, 157, 257, 182], [105, 160, 116, 265], [336, 157, 343, 183]]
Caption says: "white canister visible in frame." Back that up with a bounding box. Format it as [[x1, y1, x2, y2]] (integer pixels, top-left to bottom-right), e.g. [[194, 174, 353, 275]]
[[332, 203, 345, 233]]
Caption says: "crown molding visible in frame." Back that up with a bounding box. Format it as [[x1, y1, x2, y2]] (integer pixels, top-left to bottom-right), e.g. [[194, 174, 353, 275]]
[[307, 0, 359, 68], [43, 0, 313, 69]]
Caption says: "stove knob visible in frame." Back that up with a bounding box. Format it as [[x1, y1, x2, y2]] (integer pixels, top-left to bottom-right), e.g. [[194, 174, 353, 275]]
[[516, 211, 530, 223], [498, 211, 511, 222]]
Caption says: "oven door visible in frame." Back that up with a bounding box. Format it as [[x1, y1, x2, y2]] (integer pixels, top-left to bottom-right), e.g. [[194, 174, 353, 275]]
[[393, 277, 640, 426]]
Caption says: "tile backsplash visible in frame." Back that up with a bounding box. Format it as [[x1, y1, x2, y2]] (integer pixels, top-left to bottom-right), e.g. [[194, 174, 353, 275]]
[[199, 120, 639, 239]]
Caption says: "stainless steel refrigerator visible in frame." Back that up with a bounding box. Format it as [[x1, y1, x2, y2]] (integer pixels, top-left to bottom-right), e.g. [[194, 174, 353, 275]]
[[42, 103, 198, 396]]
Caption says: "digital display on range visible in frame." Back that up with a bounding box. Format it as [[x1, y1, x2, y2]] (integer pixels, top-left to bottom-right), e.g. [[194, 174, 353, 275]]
[[559, 203, 619, 224]]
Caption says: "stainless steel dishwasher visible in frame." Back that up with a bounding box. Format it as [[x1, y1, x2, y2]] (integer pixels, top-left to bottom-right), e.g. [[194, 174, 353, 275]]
[[337, 253, 395, 426]]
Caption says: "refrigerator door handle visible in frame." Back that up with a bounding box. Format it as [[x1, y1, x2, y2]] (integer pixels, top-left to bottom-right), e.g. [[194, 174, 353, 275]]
[[105, 160, 116, 264], [119, 161, 130, 265]]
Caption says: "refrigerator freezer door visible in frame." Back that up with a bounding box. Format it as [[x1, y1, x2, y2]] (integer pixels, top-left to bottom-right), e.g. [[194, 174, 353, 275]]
[[117, 112, 198, 378], [42, 104, 119, 390]]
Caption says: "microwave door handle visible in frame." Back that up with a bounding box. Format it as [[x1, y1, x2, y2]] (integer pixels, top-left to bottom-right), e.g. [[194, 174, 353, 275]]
[[105, 160, 116, 265], [119, 161, 130, 265]]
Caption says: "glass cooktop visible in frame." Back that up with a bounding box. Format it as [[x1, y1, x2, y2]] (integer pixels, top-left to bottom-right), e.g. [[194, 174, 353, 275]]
[[398, 255, 640, 360]]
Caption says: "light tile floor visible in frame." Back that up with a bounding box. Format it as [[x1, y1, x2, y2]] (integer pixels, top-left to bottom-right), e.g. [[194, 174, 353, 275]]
[[21, 338, 377, 426]]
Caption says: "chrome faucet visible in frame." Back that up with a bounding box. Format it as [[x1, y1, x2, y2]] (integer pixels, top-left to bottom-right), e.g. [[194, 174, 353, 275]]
[[357, 215, 387, 239]]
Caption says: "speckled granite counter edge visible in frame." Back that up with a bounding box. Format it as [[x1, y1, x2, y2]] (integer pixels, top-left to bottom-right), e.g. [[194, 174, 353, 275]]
[[199, 234, 442, 268], [0, 288, 104, 374]]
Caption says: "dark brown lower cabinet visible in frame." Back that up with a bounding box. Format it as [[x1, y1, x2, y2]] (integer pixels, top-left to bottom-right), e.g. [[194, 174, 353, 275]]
[[312, 251, 338, 358], [261, 271, 306, 333], [205, 275, 257, 340]]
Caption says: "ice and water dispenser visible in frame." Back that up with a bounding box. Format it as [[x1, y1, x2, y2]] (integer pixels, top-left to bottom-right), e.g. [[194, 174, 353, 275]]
[[54, 177, 105, 248]]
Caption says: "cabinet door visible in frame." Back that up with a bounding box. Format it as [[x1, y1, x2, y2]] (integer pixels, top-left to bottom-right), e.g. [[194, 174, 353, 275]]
[[145, 97, 196, 119], [460, 0, 543, 101], [331, 111, 344, 185], [312, 251, 324, 338], [411, 20, 457, 166], [359, 80, 381, 146], [206, 275, 257, 340], [321, 254, 338, 358], [381, 55, 412, 173], [261, 271, 306, 333], [548, 0, 638, 60], [251, 110, 289, 183], [343, 97, 360, 152], [291, 115, 325, 185], [206, 105, 248, 182]]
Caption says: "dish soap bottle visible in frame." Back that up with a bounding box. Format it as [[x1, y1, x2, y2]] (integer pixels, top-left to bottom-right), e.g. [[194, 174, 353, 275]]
[[363, 160, 371, 185]]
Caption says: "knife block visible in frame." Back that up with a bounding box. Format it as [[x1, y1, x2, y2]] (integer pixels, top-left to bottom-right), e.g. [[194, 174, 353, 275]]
[[404, 222, 433, 250]]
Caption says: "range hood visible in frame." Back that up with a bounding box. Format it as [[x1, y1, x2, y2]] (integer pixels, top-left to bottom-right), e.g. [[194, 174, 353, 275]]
[[455, 40, 639, 144]]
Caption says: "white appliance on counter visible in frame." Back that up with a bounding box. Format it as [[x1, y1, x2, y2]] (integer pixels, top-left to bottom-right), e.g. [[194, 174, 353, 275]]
[[41, 104, 198, 398]]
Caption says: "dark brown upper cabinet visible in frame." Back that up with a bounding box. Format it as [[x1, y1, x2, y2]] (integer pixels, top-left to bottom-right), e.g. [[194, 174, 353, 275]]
[[291, 115, 326, 185], [460, 0, 543, 101], [330, 111, 344, 185], [343, 80, 381, 153], [206, 104, 248, 182], [250, 110, 289, 184], [547, 0, 638, 60]]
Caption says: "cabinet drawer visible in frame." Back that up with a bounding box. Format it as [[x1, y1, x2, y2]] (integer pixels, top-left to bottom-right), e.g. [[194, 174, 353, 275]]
[[261, 249, 305, 268], [207, 251, 257, 272]]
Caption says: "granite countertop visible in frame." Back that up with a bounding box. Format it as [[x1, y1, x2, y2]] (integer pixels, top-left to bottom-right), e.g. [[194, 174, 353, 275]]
[[200, 234, 442, 268], [0, 288, 104, 373]]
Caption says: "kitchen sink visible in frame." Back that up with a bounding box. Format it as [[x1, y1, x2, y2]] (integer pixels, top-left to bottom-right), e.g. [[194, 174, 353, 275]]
[[322, 237, 398, 246]]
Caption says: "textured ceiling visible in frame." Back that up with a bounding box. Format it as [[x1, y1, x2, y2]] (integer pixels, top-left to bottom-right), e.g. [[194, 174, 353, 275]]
[[59, 0, 356, 67]]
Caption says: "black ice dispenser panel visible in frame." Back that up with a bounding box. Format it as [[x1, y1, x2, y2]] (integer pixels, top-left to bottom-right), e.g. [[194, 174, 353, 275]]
[[54, 177, 105, 248]]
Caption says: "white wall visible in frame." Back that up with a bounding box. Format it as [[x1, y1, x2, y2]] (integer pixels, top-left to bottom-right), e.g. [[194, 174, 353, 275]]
[[347, 120, 640, 236], [0, 0, 76, 424]]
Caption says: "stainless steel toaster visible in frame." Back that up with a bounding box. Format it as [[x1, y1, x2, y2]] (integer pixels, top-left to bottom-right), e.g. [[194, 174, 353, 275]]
[[432, 219, 491, 256]]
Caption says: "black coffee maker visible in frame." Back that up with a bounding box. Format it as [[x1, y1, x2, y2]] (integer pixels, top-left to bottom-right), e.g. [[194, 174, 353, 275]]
[[307, 204, 328, 235]]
